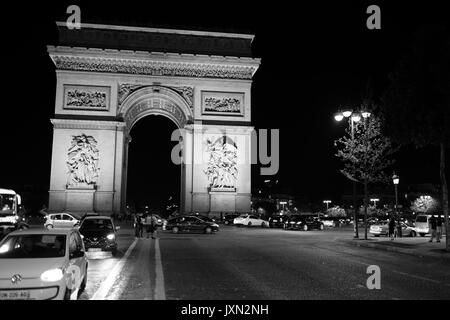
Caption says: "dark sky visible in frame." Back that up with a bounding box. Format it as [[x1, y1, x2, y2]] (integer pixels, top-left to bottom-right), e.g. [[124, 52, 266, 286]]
[[2, 1, 449, 210]]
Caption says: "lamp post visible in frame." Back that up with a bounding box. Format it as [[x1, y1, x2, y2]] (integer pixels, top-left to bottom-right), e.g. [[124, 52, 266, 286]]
[[323, 200, 331, 210], [392, 172, 401, 237], [370, 198, 380, 208], [334, 109, 362, 238]]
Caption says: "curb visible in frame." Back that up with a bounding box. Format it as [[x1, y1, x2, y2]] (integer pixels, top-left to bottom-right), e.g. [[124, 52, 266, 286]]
[[339, 239, 450, 261]]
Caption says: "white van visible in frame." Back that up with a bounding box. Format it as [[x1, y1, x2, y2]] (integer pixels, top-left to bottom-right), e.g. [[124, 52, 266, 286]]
[[414, 214, 445, 237]]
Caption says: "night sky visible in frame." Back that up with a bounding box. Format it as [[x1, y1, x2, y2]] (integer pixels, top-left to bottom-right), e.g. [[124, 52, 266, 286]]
[[2, 1, 449, 211]]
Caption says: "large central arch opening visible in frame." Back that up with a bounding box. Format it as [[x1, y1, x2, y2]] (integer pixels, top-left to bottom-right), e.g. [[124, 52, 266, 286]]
[[126, 115, 180, 216]]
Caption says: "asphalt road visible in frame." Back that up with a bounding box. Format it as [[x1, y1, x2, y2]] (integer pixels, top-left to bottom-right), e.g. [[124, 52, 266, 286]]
[[80, 224, 450, 300]]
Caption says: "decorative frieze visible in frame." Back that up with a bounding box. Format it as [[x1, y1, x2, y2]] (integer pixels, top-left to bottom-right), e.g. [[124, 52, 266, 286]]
[[51, 55, 256, 80], [201, 91, 244, 116], [64, 85, 110, 111]]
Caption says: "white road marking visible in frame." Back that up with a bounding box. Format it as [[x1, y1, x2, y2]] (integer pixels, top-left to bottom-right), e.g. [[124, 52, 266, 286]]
[[90, 239, 138, 300], [392, 270, 441, 284], [154, 238, 166, 300]]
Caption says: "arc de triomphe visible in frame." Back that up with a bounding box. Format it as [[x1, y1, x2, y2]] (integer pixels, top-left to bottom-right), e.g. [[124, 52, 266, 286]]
[[47, 22, 260, 216]]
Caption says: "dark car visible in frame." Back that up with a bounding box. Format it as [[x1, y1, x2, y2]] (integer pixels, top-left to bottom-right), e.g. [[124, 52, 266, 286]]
[[187, 215, 216, 223], [223, 213, 240, 225], [268, 215, 290, 228], [78, 216, 120, 256], [166, 216, 219, 234], [283, 215, 324, 231]]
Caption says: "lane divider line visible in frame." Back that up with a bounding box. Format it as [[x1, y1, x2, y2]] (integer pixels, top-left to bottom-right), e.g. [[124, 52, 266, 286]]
[[392, 270, 441, 284], [91, 238, 138, 300], [154, 238, 166, 300]]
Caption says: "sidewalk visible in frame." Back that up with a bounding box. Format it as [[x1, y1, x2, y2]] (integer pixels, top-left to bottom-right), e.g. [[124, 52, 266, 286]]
[[339, 236, 450, 260]]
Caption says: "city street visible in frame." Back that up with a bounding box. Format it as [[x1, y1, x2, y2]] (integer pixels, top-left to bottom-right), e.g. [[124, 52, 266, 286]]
[[79, 224, 450, 300]]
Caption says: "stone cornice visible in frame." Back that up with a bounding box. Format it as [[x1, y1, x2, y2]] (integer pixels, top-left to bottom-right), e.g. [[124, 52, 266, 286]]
[[48, 46, 260, 80], [51, 118, 126, 130]]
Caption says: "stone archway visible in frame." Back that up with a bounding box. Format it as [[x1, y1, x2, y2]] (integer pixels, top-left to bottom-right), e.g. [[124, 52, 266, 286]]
[[118, 85, 194, 214]]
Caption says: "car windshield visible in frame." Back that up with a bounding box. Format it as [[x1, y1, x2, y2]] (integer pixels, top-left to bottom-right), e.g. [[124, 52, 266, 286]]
[[80, 219, 113, 231], [416, 216, 427, 223], [0, 194, 15, 214], [0, 234, 66, 258]]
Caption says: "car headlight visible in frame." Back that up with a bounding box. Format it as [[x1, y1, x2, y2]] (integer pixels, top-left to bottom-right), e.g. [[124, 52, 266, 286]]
[[41, 268, 64, 282], [212, 223, 219, 228], [106, 234, 115, 241], [0, 244, 10, 253]]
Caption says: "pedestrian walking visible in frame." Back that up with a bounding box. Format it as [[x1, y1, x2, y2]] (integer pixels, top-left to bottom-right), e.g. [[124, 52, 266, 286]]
[[429, 214, 437, 242], [389, 216, 396, 240], [436, 215, 442, 243], [134, 213, 143, 238], [144, 213, 158, 239]]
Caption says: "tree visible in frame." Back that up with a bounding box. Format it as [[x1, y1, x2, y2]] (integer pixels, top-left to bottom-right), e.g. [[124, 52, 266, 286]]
[[327, 206, 346, 218], [381, 24, 450, 251], [335, 115, 397, 239], [411, 195, 440, 214]]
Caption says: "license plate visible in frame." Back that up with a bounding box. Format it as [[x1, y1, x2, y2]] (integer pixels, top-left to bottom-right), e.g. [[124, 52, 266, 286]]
[[88, 248, 102, 252], [0, 290, 30, 300]]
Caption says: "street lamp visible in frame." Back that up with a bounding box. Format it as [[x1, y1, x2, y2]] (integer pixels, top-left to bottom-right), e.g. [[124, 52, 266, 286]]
[[334, 108, 371, 238], [323, 200, 332, 210], [392, 172, 401, 237], [370, 198, 380, 208]]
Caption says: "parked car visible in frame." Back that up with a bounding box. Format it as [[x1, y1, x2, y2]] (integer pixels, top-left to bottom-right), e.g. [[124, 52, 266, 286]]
[[414, 214, 446, 237], [78, 216, 120, 256], [369, 221, 416, 237], [223, 213, 240, 225], [44, 213, 81, 229], [268, 215, 290, 228], [152, 214, 167, 227], [187, 215, 216, 223], [233, 214, 269, 227], [283, 215, 324, 231], [166, 216, 219, 234], [0, 228, 88, 300]]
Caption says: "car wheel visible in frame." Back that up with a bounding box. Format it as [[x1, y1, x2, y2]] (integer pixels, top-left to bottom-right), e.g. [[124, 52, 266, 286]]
[[303, 225, 308, 231], [319, 224, 324, 230], [419, 233, 425, 237], [205, 227, 212, 234], [261, 222, 266, 228], [410, 231, 416, 237], [224, 221, 229, 225], [247, 221, 252, 227], [172, 226, 179, 234], [46, 224, 53, 229]]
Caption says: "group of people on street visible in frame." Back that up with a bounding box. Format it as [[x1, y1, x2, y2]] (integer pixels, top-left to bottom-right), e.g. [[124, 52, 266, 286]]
[[134, 213, 159, 239], [388, 216, 402, 240], [428, 214, 443, 243], [388, 214, 444, 242]]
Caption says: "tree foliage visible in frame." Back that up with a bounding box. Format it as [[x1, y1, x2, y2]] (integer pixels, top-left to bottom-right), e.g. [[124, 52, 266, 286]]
[[335, 115, 397, 185], [410, 195, 440, 214]]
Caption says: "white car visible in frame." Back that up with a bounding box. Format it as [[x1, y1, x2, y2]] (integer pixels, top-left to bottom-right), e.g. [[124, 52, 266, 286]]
[[0, 229, 88, 300], [233, 214, 269, 227], [45, 213, 81, 229]]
